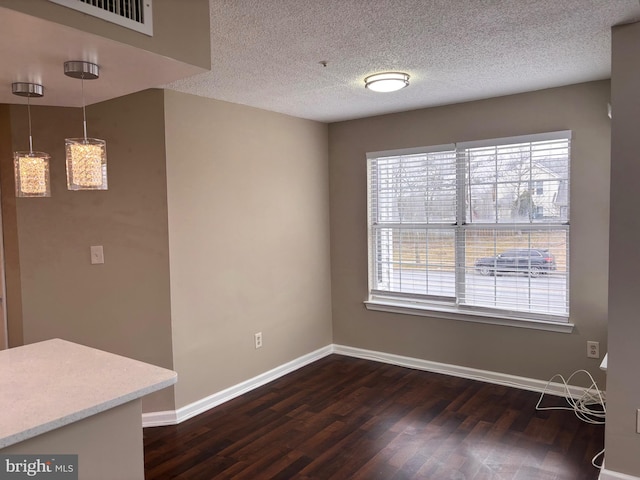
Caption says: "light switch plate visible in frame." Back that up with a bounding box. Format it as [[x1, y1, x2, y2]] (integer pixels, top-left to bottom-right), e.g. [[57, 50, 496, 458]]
[[90, 245, 104, 264]]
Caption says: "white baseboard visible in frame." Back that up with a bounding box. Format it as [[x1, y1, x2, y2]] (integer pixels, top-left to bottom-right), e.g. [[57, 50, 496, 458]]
[[142, 409, 178, 427], [143, 343, 604, 427], [600, 468, 640, 480], [332, 344, 604, 400], [143, 345, 333, 427]]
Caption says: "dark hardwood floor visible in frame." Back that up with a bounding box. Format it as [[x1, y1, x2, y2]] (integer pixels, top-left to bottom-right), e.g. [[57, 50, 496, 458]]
[[144, 355, 604, 479]]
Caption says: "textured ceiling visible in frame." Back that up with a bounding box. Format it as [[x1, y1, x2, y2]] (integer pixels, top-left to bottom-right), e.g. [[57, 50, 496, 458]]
[[164, 0, 640, 123]]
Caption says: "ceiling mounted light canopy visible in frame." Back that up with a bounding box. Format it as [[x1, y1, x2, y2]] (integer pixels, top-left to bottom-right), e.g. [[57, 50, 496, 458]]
[[12, 82, 51, 198], [64, 61, 107, 191], [364, 72, 410, 93]]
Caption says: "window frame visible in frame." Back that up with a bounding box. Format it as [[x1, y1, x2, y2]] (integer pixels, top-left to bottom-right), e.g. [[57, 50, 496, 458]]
[[365, 131, 573, 333]]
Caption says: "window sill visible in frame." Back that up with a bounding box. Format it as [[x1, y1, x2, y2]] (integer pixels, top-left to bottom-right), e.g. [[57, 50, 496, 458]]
[[364, 298, 574, 333]]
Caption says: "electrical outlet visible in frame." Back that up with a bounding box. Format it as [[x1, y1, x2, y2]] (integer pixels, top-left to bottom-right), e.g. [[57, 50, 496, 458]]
[[587, 341, 600, 359], [254, 332, 263, 349]]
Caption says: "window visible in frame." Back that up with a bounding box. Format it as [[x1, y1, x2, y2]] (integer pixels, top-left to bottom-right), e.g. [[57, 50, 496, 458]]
[[533, 180, 544, 195], [366, 131, 570, 325]]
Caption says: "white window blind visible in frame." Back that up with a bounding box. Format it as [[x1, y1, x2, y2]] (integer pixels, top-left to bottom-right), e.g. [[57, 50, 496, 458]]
[[367, 131, 570, 322]]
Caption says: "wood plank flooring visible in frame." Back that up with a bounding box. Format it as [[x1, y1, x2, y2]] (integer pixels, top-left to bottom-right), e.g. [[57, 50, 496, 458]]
[[144, 355, 604, 479]]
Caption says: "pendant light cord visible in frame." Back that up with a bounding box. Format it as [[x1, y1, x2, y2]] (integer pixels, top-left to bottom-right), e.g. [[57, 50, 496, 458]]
[[27, 94, 33, 154], [81, 76, 88, 140]]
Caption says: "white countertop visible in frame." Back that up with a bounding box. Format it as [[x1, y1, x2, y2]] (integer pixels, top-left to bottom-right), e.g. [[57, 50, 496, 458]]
[[0, 338, 177, 449]]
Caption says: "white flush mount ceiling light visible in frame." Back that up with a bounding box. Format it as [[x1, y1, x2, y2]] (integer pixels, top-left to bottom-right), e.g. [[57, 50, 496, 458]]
[[364, 72, 410, 92], [64, 61, 108, 191], [12, 82, 51, 198]]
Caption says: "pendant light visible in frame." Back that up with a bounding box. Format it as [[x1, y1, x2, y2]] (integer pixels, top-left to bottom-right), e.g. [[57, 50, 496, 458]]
[[64, 61, 107, 191], [12, 82, 51, 198]]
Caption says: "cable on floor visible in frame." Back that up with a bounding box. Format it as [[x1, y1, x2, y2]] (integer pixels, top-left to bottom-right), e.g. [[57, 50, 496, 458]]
[[535, 369, 605, 469]]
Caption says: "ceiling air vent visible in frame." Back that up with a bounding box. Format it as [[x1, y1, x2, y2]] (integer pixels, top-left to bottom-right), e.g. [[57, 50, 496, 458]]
[[49, 0, 153, 36]]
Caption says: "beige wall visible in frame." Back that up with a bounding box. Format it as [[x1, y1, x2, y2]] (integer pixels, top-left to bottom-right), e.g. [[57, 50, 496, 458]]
[[5, 87, 333, 414], [606, 22, 640, 477], [329, 81, 611, 386], [0, 0, 210, 70], [8, 89, 175, 412], [0, 105, 23, 348], [163, 90, 332, 409]]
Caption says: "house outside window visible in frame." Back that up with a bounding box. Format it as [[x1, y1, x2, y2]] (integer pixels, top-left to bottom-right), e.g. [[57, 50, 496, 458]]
[[366, 131, 570, 326]]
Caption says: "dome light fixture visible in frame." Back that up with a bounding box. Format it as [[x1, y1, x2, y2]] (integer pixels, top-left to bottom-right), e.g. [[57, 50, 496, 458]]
[[364, 72, 410, 92]]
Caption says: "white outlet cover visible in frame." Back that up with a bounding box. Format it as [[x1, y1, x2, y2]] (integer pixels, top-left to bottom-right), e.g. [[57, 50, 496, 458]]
[[587, 341, 599, 359], [90, 245, 104, 265]]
